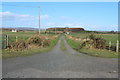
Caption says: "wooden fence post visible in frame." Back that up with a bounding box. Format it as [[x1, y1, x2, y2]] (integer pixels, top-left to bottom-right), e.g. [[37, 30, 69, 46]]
[[116, 40, 119, 53], [16, 36, 18, 42], [6, 35, 9, 47], [109, 41, 111, 51], [3, 35, 7, 49]]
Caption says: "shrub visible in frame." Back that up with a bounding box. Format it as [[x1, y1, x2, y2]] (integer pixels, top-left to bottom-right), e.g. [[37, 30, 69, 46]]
[[89, 33, 96, 40], [27, 35, 42, 46], [80, 34, 106, 49], [27, 34, 51, 47], [12, 41, 28, 51], [42, 39, 50, 47], [94, 37, 106, 49]]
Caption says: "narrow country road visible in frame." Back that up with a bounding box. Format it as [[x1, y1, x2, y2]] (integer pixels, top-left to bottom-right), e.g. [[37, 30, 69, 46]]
[[2, 35, 118, 78]]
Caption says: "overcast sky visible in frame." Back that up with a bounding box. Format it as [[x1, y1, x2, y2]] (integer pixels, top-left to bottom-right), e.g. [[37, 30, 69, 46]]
[[1, 2, 118, 31]]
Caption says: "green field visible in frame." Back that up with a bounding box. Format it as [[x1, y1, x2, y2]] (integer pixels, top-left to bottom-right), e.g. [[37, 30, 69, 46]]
[[100, 34, 118, 46], [2, 31, 55, 42], [71, 32, 118, 46]]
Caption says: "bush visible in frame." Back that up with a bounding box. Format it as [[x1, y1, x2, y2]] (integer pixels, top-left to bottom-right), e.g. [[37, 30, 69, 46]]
[[94, 37, 106, 49], [27, 35, 42, 46], [80, 34, 106, 49], [7, 34, 53, 51], [27, 34, 51, 47], [42, 39, 50, 47], [12, 41, 28, 51], [89, 33, 96, 40]]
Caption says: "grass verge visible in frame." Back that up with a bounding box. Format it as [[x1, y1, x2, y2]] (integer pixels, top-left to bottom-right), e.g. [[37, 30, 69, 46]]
[[2, 36, 60, 59], [66, 38, 118, 58], [60, 39, 67, 51]]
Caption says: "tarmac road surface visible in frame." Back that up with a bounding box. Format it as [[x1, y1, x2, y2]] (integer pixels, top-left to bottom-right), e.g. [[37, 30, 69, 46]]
[[2, 35, 118, 78]]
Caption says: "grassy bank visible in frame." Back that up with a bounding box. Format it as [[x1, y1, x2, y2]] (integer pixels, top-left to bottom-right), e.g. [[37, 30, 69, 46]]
[[2, 36, 60, 59], [60, 39, 67, 51], [66, 38, 118, 58]]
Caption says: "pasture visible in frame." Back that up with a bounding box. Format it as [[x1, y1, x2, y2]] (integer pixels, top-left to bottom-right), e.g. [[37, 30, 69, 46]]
[[2, 31, 55, 42]]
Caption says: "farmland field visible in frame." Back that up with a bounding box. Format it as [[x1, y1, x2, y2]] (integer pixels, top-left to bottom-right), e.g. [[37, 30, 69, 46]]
[[2, 31, 55, 42]]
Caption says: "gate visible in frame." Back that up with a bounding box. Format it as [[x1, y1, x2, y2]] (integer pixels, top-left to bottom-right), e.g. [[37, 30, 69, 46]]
[[2, 34, 7, 49]]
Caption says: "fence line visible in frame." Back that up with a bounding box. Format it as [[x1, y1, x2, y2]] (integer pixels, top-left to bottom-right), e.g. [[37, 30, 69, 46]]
[[66, 35, 119, 52], [109, 41, 111, 51], [6, 35, 9, 47], [116, 40, 119, 53], [16, 36, 18, 42], [2, 34, 120, 53]]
